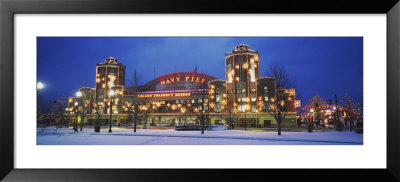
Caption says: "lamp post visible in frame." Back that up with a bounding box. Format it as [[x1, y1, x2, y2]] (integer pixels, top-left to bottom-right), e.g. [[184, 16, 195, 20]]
[[181, 108, 186, 126], [256, 109, 258, 128], [95, 102, 103, 132], [74, 101, 78, 132], [244, 105, 249, 131], [75, 91, 83, 131], [108, 90, 115, 133], [37, 82, 45, 125], [65, 108, 70, 128]]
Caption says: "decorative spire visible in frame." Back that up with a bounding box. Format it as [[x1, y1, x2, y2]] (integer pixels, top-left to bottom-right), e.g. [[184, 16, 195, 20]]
[[105, 57, 117, 64]]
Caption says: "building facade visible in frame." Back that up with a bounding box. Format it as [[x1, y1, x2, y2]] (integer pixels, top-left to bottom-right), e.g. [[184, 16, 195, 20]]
[[67, 45, 297, 128]]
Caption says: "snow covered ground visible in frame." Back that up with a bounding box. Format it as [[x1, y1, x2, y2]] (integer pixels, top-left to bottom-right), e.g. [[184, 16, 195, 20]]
[[37, 127, 363, 145]]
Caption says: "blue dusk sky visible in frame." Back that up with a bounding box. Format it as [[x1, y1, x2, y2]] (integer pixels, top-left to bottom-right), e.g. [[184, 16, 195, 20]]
[[37, 37, 363, 111]]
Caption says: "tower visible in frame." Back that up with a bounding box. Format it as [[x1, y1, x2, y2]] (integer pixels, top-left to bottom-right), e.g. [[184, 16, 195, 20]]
[[225, 44, 260, 113], [95, 57, 126, 114]]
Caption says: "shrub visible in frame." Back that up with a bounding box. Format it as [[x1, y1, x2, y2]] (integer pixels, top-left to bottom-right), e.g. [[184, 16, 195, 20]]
[[307, 122, 313, 132]]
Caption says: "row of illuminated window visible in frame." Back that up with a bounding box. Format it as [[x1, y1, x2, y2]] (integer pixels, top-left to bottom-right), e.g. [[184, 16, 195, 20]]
[[197, 106, 209, 111], [237, 97, 268, 102], [237, 105, 258, 112], [97, 67, 118, 74], [147, 99, 210, 104], [226, 87, 268, 95], [226, 88, 258, 94], [190, 99, 209, 103]]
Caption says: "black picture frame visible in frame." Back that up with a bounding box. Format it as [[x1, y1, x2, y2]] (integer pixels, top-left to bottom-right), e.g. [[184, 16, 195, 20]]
[[1, 0, 399, 181]]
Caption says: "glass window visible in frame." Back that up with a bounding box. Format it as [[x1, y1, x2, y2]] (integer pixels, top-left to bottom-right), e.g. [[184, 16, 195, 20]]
[[204, 106, 208, 110], [205, 99, 208, 103], [251, 88, 256, 94], [108, 68, 117, 73], [251, 98, 256, 102], [216, 95, 221, 103], [176, 100, 179, 103], [199, 106, 203, 110], [98, 67, 105, 73], [237, 98, 241, 102], [216, 103, 221, 112], [226, 61, 233, 83], [191, 99, 195, 103], [228, 90, 233, 94], [198, 99, 203, 103], [236, 89, 241, 94], [264, 86, 268, 93], [264, 96, 269, 101], [242, 89, 246, 93], [238, 105, 248, 112], [252, 105, 257, 112]]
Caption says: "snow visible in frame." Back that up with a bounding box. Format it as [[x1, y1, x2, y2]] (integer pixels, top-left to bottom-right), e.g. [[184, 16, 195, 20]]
[[37, 127, 363, 145]]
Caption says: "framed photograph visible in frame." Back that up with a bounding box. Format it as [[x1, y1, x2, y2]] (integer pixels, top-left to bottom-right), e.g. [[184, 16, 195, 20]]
[[1, 0, 399, 181]]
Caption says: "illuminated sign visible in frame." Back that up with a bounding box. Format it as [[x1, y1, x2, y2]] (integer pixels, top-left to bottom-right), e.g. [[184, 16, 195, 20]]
[[160, 75, 206, 86], [138, 93, 191, 98]]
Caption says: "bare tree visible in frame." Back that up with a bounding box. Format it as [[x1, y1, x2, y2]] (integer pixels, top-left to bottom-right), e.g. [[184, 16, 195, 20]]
[[138, 99, 153, 129], [264, 63, 295, 135], [125, 69, 142, 133], [123, 98, 142, 132], [180, 82, 208, 134]]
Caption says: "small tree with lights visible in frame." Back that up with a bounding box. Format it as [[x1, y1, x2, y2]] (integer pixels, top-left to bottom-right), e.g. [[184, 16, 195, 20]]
[[341, 94, 362, 132]]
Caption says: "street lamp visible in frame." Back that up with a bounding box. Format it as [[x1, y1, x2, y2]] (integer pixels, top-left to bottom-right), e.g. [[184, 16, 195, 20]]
[[108, 90, 115, 133], [76, 91, 82, 97], [37, 82, 45, 91], [74, 101, 78, 132]]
